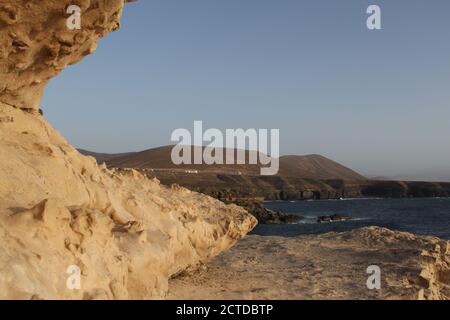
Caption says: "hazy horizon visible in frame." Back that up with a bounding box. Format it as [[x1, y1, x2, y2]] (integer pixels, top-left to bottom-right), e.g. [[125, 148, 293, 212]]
[[42, 0, 450, 181]]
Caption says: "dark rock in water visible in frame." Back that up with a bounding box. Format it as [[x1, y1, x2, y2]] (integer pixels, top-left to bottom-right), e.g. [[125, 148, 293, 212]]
[[188, 188, 304, 225], [252, 208, 303, 225], [317, 214, 352, 223], [230, 198, 303, 224]]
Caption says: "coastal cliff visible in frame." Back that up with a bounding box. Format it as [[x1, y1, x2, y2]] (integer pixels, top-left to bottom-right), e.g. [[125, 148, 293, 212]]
[[0, 0, 256, 299], [1, 0, 449, 301]]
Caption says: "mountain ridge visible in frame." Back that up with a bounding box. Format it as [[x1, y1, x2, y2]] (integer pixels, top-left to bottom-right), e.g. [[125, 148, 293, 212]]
[[78, 145, 367, 181]]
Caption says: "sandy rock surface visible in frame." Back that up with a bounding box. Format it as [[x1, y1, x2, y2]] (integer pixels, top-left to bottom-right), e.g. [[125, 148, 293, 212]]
[[0, 100, 256, 300], [169, 227, 450, 300]]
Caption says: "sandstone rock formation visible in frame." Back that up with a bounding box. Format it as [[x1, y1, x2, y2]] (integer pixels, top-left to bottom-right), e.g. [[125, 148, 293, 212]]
[[0, 0, 256, 299], [0, 0, 131, 111]]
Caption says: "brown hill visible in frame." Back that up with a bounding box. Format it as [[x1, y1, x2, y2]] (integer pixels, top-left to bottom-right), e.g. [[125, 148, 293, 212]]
[[79, 146, 366, 180], [96, 145, 263, 175], [77, 149, 136, 164], [278, 154, 366, 180]]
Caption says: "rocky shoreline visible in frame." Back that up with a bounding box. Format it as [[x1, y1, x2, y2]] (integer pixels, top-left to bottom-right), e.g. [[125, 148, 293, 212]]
[[219, 197, 303, 224], [134, 170, 450, 201], [317, 214, 352, 223]]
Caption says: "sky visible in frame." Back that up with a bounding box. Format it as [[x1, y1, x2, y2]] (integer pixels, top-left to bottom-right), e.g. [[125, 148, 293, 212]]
[[42, 0, 450, 180]]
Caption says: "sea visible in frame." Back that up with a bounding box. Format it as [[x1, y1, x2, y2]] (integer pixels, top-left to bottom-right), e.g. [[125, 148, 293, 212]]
[[252, 198, 450, 240]]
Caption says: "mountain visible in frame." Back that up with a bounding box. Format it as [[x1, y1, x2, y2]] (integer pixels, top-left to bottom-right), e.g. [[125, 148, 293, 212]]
[[80, 147, 450, 201], [79, 146, 366, 181], [77, 149, 136, 164], [278, 154, 366, 180]]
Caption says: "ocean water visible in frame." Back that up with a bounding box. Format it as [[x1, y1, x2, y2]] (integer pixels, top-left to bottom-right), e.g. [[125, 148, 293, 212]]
[[252, 198, 450, 240]]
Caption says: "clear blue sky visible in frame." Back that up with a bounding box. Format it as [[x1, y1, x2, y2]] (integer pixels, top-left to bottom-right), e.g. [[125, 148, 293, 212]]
[[42, 0, 450, 180]]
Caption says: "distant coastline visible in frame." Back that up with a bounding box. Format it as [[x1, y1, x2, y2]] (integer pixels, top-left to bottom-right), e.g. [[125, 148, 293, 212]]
[[79, 146, 450, 202], [79, 147, 450, 225]]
